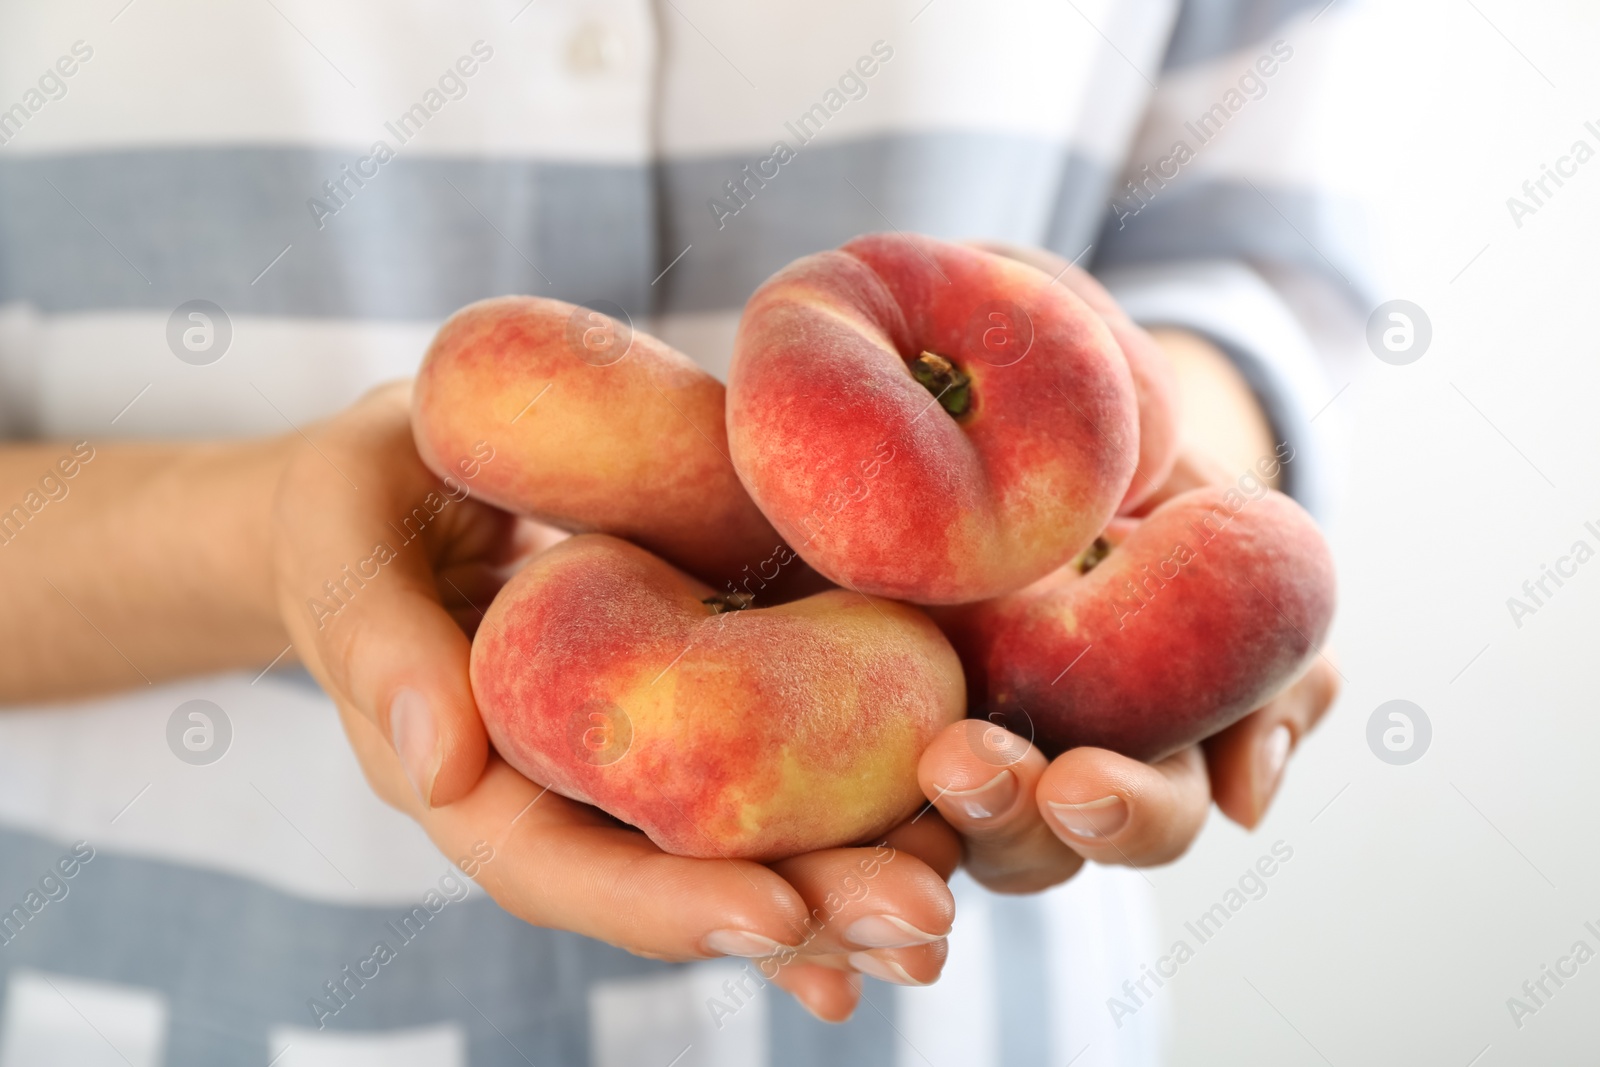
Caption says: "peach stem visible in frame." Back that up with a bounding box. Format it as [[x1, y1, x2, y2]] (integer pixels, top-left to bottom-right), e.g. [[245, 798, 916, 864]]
[[911, 351, 972, 417], [1075, 537, 1113, 574], [702, 592, 755, 614]]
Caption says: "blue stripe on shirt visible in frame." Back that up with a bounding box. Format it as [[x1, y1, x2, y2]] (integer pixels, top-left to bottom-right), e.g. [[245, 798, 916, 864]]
[[0, 823, 904, 1066]]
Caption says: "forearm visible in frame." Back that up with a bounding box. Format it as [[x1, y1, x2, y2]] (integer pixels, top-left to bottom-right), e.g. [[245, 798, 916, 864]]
[[0, 436, 294, 702]]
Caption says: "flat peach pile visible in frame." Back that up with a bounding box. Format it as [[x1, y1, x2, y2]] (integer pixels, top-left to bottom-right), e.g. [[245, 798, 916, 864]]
[[412, 234, 1335, 861]]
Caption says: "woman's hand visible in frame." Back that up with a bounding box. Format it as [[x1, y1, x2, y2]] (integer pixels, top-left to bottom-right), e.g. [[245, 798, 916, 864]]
[[920, 243, 1340, 892], [916, 656, 1338, 893], [270, 381, 961, 1021], [915, 443, 1339, 891]]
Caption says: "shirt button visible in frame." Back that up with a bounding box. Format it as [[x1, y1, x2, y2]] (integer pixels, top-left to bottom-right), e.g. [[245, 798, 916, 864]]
[[566, 22, 622, 76]]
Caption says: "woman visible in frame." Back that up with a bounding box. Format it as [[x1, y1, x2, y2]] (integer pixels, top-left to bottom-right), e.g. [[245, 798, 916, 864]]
[[0, 1, 1361, 1062]]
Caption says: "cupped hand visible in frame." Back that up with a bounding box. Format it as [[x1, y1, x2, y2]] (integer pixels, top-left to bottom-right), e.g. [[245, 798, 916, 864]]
[[917, 654, 1338, 893], [270, 381, 961, 1021], [915, 442, 1339, 892], [922, 243, 1338, 892]]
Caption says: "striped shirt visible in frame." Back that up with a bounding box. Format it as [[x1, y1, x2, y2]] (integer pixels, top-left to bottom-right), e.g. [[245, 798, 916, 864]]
[[0, 1, 1370, 1064]]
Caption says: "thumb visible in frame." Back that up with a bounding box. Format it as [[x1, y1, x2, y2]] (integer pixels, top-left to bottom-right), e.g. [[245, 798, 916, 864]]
[[337, 577, 487, 809], [274, 383, 489, 808]]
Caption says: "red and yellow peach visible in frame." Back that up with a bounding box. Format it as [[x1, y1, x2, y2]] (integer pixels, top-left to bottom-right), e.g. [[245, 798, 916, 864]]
[[937, 485, 1335, 761], [413, 296, 807, 597], [470, 534, 966, 860], [727, 234, 1139, 605], [967, 240, 1180, 513]]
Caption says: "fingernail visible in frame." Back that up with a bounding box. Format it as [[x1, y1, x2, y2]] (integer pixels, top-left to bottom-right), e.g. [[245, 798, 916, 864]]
[[844, 915, 944, 949], [1047, 795, 1129, 840], [848, 951, 928, 986], [1258, 725, 1293, 809], [389, 688, 439, 807], [704, 929, 786, 958], [941, 770, 1018, 820]]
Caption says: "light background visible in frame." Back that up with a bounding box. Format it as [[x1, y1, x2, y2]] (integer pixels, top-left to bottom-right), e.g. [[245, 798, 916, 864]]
[[1152, 2, 1600, 1063]]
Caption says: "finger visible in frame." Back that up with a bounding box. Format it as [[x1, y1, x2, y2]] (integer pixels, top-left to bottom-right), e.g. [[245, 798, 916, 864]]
[[402, 743, 817, 961], [766, 845, 954, 957], [344, 700, 936, 972], [1205, 656, 1341, 828], [274, 382, 493, 807], [880, 809, 962, 882], [918, 720, 1085, 893], [1037, 745, 1211, 867], [767, 963, 861, 1023], [835, 940, 949, 988]]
